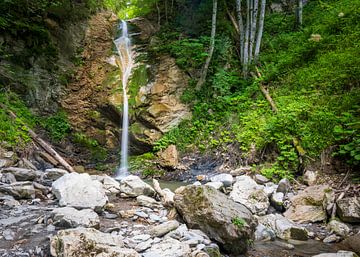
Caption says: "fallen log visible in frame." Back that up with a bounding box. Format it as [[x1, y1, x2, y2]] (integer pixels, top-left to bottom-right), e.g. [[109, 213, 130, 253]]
[[2, 105, 75, 172], [152, 178, 174, 207]]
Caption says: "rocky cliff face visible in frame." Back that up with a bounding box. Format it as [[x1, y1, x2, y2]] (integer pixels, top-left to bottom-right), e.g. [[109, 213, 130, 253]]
[[59, 14, 191, 158]]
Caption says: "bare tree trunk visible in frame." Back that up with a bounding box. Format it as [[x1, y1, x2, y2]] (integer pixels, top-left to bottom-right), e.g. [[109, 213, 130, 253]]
[[236, 0, 245, 63], [254, 0, 266, 60], [196, 0, 218, 90], [296, 0, 303, 27], [243, 0, 251, 76], [249, 0, 259, 61], [156, 0, 161, 26], [165, 0, 169, 24]]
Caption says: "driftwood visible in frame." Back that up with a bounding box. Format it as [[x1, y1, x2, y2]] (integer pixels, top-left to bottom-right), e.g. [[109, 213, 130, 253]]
[[254, 67, 278, 112], [3, 106, 75, 172]]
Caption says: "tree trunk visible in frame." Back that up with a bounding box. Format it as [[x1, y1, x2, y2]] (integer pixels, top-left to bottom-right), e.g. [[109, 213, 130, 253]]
[[254, 0, 266, 60], [249, 0, 259, 61], [296, 0, 303, 27], [196, 0, 218, 90], [165, 0, 169, 24], [243, 0, 251, 76], [235, 0, 245, 63], [156, 0, 161, 26]]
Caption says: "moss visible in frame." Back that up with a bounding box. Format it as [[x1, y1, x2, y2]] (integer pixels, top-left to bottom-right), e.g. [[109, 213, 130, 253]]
[[128, 64, 149, 109]]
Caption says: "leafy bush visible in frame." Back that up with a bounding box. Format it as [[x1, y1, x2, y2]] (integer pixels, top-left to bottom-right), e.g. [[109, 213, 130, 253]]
[[40, 111, 71, 142]]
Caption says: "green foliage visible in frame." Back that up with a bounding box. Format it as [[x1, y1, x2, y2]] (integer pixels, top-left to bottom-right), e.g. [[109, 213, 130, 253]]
[[73, 132, 108, 161], [333, 112, 360, 166], [153, 0, 360, 176], [231, 217, 246, 229], [129, 152, 162, 177], [0, 91, 35, 146], [39, 111, 71, 142]]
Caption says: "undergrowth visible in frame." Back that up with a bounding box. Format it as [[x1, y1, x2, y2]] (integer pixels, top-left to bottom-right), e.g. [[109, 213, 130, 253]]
[[153, 0, 360, 179]]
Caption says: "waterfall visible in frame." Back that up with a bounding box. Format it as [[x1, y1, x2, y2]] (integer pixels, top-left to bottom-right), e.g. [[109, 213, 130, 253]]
[[114, 20, 133, 179]]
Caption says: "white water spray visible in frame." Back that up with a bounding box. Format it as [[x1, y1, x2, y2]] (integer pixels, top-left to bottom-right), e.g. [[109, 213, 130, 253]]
[[114, 20, 133, 179]]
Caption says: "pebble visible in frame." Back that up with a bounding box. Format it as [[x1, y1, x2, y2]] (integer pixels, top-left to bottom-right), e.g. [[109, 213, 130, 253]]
[[135, 210, 148, 218], [135, 239, 153, 252], [3, 229, 15, 241]]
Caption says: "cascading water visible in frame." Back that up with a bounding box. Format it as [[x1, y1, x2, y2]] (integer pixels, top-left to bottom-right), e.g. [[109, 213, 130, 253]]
[[114, 20, 133, 179]]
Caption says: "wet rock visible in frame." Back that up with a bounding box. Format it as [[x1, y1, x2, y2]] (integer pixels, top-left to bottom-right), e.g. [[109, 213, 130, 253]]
[[341, 234, 360, 255], [50, 227, 139, 257], [229, 175, 270, 215], [271, 192, 285, 211], [303, 170, 317, 186], [91, 175, 120, 195], [150, 220, 180, 237], [142, 238, 191, 257], [259, 214, 308, 241], [254, 174, 270, 185], [1, 167, 38, 181], [337, 197, 360, 223], [327, 220, 351, 237], [51, 207, 100, 228], [203, 244, 221, 257], [205, 181, 223, 190], [119, 175, 155, 197], [52, 172, 108, 211], [284, 185, 332, 223], [174, 185, 256, 254], [0, 181, 35, 199], [277, 178, 291, 194], [43, 168, 68, 181], [210, 173, 233, 187], [137, 195, 162, 208], [157, 145, 179, 169], [312, 251, 358, 257]]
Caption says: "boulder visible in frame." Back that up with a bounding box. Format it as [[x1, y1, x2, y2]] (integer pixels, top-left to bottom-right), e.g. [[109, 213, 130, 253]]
[[174, 185, 256, 254], [341, 234, 360, 255], [277, 178, 291, 194], [205, 182, 223, 190], [137, 195, 162, 208], [0, 173, 17, 184], [0, 181, 35, 199], [50, 227, 139, 257], [284, 185, 332, 223], [312, 251, 358, 257], [271, 192, 285, 212], [254, 174, 270, 185], [284, 205, 327, 223], [119, 175, 155, 197], [91, 175, 120, 195], [52, 173, 108, 211], [229, 175, 270, 215], [150, 220, 180, 237], [43, 168, 69, 181], [337, 197, 360, 223], [142, 238, 191, 257], [303, 170, 317, 186], [327, 220, 351, 237], [210, 173, 233, 187], [157, 145, 179, 169], [51, 207, 100, 228], [1, 167, 38, 181], [259, 214, 308, 241]]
